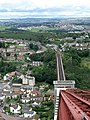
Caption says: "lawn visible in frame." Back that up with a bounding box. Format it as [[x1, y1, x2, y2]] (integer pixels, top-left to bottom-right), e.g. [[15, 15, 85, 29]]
[[16, 45, 24, 48]]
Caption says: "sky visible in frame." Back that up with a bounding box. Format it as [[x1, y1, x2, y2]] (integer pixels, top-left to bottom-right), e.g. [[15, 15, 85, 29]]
[[0, 0, 90, 19]]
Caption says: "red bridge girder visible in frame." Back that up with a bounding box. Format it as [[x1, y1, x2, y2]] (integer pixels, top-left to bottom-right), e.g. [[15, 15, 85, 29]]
[[58, 89, 90, 120]]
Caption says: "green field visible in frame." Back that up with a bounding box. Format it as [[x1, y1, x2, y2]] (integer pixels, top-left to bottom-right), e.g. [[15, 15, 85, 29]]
[[0, 26, 11, 31], [31, 27, 58, 32]]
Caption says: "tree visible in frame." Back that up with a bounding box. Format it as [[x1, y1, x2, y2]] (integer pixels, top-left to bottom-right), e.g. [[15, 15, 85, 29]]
[[12, 77, 22, 84], [29, 43, 39, 51], [14, 53, 17, 60], [0, 42, 6, 48], [73, 36, 76, 40], [6, 52, 10, 56]]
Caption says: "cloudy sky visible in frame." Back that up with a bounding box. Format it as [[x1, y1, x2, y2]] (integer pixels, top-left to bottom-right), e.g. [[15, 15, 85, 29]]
[[0, 0, 90, 19]]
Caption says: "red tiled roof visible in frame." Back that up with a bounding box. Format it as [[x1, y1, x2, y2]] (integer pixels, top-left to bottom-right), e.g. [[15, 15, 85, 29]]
[[31, 91, 38, 95]]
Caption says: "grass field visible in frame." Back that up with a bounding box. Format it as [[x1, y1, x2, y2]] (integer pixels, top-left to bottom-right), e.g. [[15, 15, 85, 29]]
[[0, 26, 11, 31], [31, 27, 58, 32]]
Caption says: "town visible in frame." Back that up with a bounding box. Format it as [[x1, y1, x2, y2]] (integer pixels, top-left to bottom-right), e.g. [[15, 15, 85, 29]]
[[0, 38, 54, 120], [0, 18, 90, 120]]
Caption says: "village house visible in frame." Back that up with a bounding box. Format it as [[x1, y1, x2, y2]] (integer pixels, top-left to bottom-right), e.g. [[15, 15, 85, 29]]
[[0, 93, 4, 101], [30, 90, 43, 102], [10, 104, 21, 114], [4, 71, 21, 81], [31, 90, 38, 97], [30, 61, 43, 66], [21, 97, 30, 103], [20, 74, 35, 88], [63, 42, 90, 51], [4, 72, 15, 81], [3, 91, 12, 99], [23, 110, 36, 118], [32, 101, 40, 107], [0, 48, 6, 53]]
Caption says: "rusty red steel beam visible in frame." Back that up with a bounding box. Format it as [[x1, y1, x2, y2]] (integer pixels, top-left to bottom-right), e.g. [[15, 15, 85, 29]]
[[58, 95, 75, 120], [74, 90, 90, 101], [67, 89, 90, 95], [66, 89, 90, 102], [65, 91, 90, 117], [58, 90, 90, 120], [64, 90, 90, 118], [65, 89, 89, 101], [65, 90, 90, 107]]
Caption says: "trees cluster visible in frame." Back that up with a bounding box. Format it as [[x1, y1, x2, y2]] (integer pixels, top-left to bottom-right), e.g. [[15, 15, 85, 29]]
[[63, 49, 90, 89], [32, 100, 54, 120], [29, 43, 39, 51], [0, 31, 55, 45], [0, 42, 6, 48], [30, 49, 57, 84], [12, 77, 22, 84], [0, 60, 16, 75]]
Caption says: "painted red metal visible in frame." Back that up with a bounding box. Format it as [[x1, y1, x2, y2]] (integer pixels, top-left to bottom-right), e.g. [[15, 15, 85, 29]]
[[58, 89, 90, 120]]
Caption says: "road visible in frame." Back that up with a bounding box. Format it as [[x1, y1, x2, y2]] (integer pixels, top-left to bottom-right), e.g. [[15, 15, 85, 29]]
[[56, 51, 65, 81]]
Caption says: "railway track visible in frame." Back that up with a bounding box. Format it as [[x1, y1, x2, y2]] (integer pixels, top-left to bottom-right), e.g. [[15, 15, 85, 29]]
[[56, 51, 65, 81]]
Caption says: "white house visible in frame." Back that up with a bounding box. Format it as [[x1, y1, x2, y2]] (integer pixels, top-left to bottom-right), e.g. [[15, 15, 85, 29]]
[[3, 74, 10, 81], [0, 94, 5, 100], [21, 74, 35, 87], [10, 105, 21, 114], [21, 97, 30, 103], [24, 111, 36, 118], [32, 102, 39, 107]]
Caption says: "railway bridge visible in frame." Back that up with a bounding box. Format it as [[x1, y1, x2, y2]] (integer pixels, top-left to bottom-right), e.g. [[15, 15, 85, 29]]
[[53, 50, 90, 120]]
